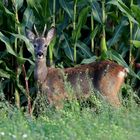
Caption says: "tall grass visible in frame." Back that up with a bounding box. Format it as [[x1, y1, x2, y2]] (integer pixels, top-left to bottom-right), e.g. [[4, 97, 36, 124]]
[[0, 88, 140, 140]]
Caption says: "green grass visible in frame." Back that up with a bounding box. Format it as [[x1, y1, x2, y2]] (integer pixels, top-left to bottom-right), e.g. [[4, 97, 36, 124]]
[[0, 96, 140, 140]]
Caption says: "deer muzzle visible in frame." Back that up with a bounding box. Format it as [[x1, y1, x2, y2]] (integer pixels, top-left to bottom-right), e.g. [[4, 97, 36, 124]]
[[37, 51, 44, 59]]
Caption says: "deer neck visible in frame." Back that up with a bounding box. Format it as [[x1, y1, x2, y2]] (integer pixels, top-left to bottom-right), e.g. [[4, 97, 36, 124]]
[[34, 59, 48, 84]]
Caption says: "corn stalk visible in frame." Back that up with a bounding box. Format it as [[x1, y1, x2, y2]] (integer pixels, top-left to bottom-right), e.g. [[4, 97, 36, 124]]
[[73, 0, 77, 64], [91, 7, 94, 52], [101, 0, 107, 53], [13, 0, 31, 115], [129, 0, 133, 66]]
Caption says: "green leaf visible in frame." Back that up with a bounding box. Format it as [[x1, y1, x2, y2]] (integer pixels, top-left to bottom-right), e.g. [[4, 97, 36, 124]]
[[72, 6, 90, 41], [22, 7, 35, 28], [76, 40, 92, 58], [91, 1, 102, 23], [0, 60, 3, 64], [0, 69, 10, 79], [15, 0, 23, 11], [11, 33, 34, 59], [108, 0, 138, 24], [63, 34, 74, 62], [131, 4, 140, 25], [107, 50, 127, 67], [26, 65, 34, 80], [17, 81, 26, 95], [108, 19, 129, 47], [0, 4, 14, 16], [0, 32, 34, 65], [59, 0, 73, 19], [130, 40, 140, 48], [81, 56, 97, 64], [0, 32, 17, 57], [90, 25, 100, 39], [2, 61, 15, 76]]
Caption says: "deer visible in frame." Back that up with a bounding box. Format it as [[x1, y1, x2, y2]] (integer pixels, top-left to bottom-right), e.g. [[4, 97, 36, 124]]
[[25, 25, 128, 109]]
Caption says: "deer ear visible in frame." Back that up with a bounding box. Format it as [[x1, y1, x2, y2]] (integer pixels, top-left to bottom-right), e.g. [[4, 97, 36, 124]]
[[45, 27, 56, 46], [25, 27, 35, 41]]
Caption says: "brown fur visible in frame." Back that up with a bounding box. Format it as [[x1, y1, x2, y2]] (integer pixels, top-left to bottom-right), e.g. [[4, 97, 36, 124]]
[[37, 60, 127, 108]]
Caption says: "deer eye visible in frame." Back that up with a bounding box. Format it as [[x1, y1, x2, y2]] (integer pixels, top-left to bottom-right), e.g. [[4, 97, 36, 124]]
[[34, 44, 37, 48], [45, 45, 48, 47]]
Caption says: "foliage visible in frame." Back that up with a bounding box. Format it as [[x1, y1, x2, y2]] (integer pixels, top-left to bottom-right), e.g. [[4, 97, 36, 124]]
[[0, 89, 140, 140], [0, 0, 140, 112]]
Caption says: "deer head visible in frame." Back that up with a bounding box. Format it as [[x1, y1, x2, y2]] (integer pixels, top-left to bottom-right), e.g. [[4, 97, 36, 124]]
[[25, 25, 56, 61]]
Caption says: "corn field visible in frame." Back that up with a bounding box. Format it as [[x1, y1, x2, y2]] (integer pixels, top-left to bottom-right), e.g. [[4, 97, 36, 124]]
[[0, 0, 140, 112]]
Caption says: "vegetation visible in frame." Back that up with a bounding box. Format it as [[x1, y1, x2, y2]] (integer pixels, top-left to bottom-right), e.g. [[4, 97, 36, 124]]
[[0, 91, 140, 140], [0, 84, 139, 140], [0, 0, 140, 139]]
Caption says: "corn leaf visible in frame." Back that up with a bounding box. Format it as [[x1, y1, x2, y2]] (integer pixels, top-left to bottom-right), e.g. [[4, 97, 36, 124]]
[[0, 32, 17, 57], [108, 0, 138, 24], [108, 18, 128, 47], [63, 33, 74, 62], [0, 69, 10, 79], [130, 40, 140, 48], [59, 0, 73, 19], [76, 40, 92, 58], [91, 1, 102, 24], [131, 4, 140, 25], [72, 6, 90, 41]]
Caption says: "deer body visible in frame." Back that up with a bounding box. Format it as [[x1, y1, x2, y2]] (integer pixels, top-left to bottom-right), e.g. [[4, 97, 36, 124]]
[[26, 26, 128, 108]]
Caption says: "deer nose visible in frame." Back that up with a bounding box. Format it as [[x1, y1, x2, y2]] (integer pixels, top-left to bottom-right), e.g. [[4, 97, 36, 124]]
[[37, 51, 44, 58]]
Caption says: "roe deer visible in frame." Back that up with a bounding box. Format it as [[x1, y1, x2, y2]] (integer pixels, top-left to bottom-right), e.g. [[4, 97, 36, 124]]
[[26, 25, 128, 108]]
